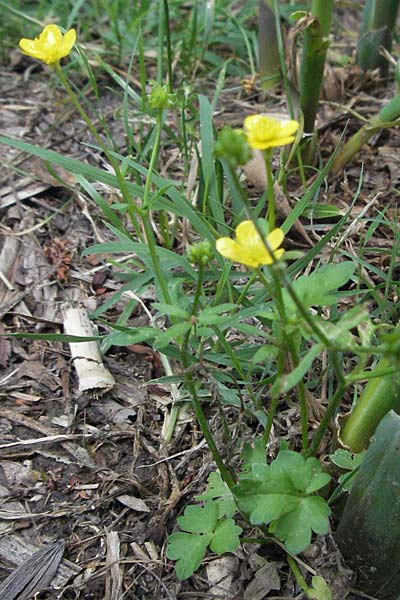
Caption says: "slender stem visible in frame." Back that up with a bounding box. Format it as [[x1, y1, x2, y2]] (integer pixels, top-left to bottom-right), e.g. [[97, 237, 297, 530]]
[[139, 107, 171, 303], [142, 108, 163, 210], [287, 556, 311, 597], [163, 0, 174, 93], [264, 150, 275, 230], [141, 216, 171, 304], [305, 352, 347, 457], [183, 364, 235, 489], [236, 271, 258, 305], [258, 269, 286, 447], [55, 65, 142, 238]]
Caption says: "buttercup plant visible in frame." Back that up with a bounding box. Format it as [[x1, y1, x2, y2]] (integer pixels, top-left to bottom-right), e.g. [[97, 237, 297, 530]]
[[0, 12, 398, 592]]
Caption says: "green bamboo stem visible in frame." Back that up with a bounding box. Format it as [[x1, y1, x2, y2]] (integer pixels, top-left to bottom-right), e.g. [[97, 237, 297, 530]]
[[299, 0, 334, 134], [340, 356, 400, 452], [356, 0, 400, 77], [258, 0, 280, 90], [331, 94, 400, 174]]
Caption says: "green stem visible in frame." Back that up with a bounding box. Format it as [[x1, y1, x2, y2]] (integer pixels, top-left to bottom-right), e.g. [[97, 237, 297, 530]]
[[264, 150, 275, 230], [140, 107, 171, 303], [258, 0, 280, 90], [287, 556, 311, 597], [341, 356, 400, 452], [183, 366, 235, 489], [299, 0, 334, 133], [258, 269, 286, 446], [141, 216, 171, 304], [55, 65, 142, 238], [305, 353, 347, 457], [356, 0, 400, 76], [331, 94, 400, 174], [163, 0, 174, 93]]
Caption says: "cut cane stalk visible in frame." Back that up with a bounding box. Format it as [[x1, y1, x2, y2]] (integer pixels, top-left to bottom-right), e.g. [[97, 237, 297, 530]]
[[63, 306, 114, 393]]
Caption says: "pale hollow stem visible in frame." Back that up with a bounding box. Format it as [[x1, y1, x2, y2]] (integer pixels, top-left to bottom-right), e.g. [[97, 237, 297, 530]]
[[55, 65, 142, 238]]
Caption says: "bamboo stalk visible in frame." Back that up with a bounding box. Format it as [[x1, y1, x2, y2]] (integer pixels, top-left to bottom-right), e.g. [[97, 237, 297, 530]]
[[299, 0, 334, 133], [258, 0, 280, 90], [356, 0, 400, 77], [331, 94, 400, 173]]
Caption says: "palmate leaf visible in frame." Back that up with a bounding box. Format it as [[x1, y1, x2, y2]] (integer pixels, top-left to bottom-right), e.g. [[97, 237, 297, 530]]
[[196, 471, 237, 519], [167, 532, 212, 581], [166, 500, 242, 580], [269, 495, 330, 554], [234, 450, 331, 555]]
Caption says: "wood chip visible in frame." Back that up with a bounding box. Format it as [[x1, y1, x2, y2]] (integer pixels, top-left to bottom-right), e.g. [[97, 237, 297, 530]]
[[117, 494, 150, 513]]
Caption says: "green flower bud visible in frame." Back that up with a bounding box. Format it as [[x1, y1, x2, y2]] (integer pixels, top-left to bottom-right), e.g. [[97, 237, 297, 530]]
[[187, 240, 213, 266], [214, 127, 252, 166], [148, 83, 176, 110]]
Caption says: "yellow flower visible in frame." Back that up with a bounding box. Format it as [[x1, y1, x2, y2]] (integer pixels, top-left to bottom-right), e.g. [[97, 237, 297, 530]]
[[19, 24, 76, 66], [216, 220, 285, 268], [244, 114, 299, 150]]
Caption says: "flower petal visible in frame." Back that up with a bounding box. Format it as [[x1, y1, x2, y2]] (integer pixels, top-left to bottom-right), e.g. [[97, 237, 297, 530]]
[[60, 28, 76, 55], [216, 237, 259, 268], [266, 228, 285, 251]]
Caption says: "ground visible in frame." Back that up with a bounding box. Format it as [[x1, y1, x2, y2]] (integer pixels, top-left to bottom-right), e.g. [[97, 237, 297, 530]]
[[0, 11, 399, 600]]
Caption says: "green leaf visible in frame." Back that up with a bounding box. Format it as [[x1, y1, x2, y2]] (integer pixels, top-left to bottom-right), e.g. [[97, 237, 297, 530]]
[[177, 501, 218, 534], [234, 450, 331, 554], [241, 437, 266, 471], [153, 322, 192, 349], [271, 344, 324, 395], [167, 500, 242, 580], [104, 326, 156, 346], [196, 471, 237, 519], [270, 496, 330, 554], [283, 262, 355, 316], [166, 532, 212, 580], [152, 303, 190, 320], [209, 519, 242, 554], [0, 333, 102, 342], [308, 576, 333, 600]]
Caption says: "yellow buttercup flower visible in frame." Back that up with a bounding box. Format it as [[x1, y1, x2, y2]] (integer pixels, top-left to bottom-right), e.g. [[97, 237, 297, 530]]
[[216, 220, 285, 268], [244, 114, 299, 150], [19, 24, 76, 66]]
